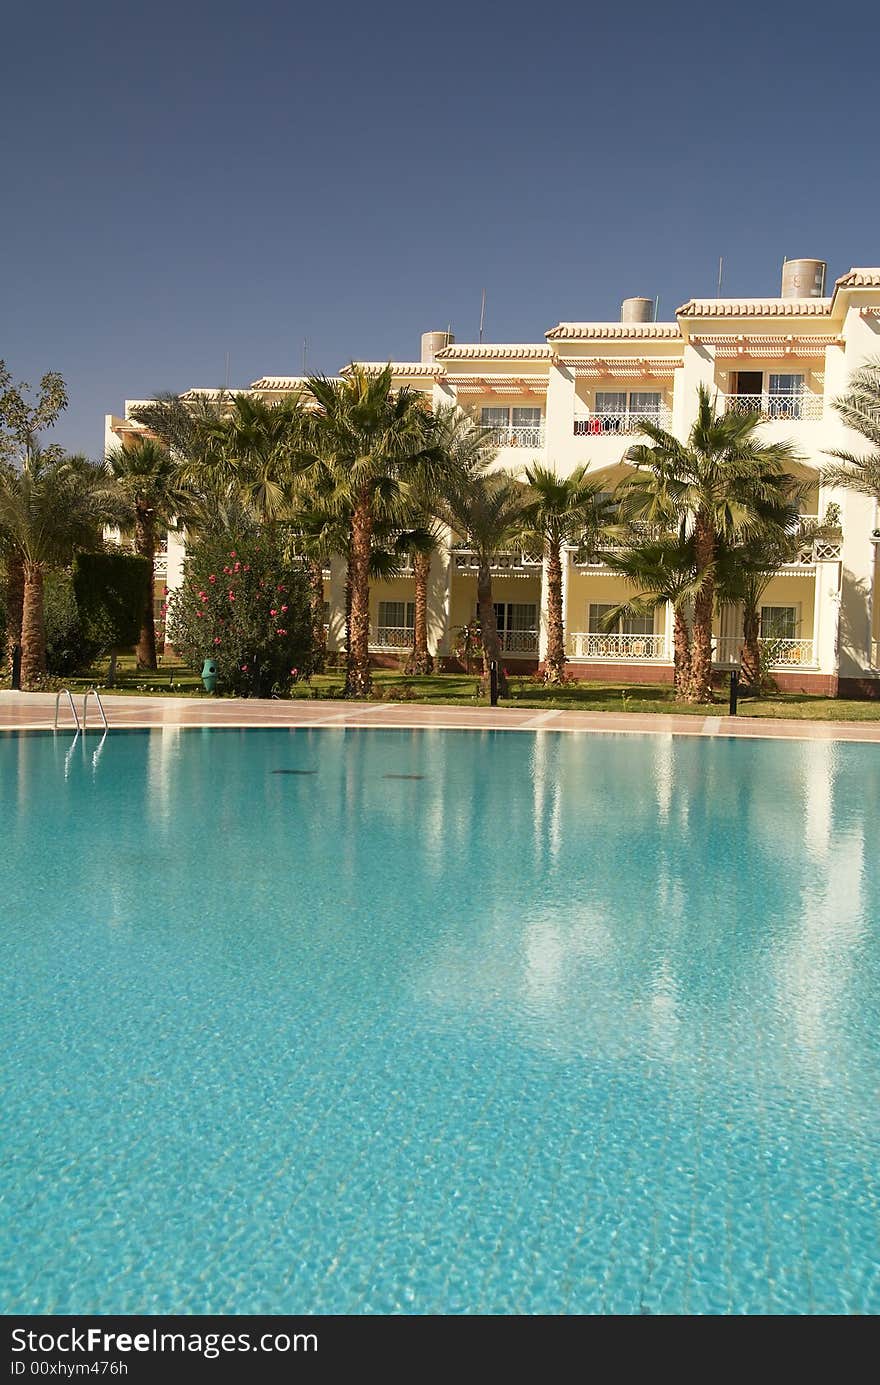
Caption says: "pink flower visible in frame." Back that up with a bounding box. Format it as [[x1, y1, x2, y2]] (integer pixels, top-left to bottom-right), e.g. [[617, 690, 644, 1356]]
[[208, 574, 216, 584], [233, 562, 241, 572], [241, 664, 248, 672], [228, 592, 235, 601], [276, 585, 285, 593], [213, 637, 221, 645], [223, 566, 230, 574], [281, 604, 288, 613], [196, 611, 204, 618], [230, 550, 237, 558], [276, 628, 287, 636], [291, 667, 298, 677], [244, 564, 250, 572], [270, 608, 277, 617]]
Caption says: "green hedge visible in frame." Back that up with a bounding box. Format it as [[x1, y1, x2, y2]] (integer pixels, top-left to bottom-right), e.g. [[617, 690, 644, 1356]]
[[72, 552, 151, 652]]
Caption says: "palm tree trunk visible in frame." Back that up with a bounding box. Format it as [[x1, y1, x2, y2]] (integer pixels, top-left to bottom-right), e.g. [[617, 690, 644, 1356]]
[[542, 540, 566, 684], [307, 559, 326, 672], [405, 550, 433, 675], [134, 510, 158, 670], [20, 561, 47, 689], [477, 562, 507, 697], [689, 514, 715, 702], [741, 604, 761, 690], [345, 491, 373, 698], [4, 555, 24, 687], [672, 606, 691, 701]]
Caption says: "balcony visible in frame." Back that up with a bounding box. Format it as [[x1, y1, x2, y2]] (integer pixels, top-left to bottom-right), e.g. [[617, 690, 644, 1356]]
[[566, 632, 667, 661], [451, 548, 542, 573], [485, 424, 545, 448], [153, 549, 168, 578], [573, 407, 672, 436], [724, 393, 823, 421], [713, 637, 816, 668]]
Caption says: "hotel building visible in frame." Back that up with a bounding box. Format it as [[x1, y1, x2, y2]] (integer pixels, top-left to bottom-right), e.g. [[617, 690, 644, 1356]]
[[106, 261, 880, 695]]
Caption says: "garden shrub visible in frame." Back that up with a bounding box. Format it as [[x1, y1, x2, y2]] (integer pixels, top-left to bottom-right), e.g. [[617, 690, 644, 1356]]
[[167, 533, 313, 697], [45, 568, 103, 675], [72, 552, 151, 654]]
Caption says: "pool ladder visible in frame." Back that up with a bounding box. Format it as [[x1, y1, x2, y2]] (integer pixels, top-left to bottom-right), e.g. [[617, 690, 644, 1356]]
[[53, 687, 109, 733]]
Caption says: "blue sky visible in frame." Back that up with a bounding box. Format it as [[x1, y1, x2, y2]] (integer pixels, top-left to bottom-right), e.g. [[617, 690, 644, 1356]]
[[2, 0, 878, 456]]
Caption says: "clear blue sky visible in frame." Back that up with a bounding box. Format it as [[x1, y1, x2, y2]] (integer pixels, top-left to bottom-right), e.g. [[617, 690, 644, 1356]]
[[2, 0, 878, 457]]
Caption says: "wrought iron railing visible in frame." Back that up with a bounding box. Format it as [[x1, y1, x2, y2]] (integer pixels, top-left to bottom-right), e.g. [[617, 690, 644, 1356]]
[[573, 408, 671, 436], [371, 626, 413, 649], [713, 636, 816, 667], [485, 424, 545, 448], [724, 393, 823, 421], [566, 632, 666, 660], [498, 629, 538, 654], [451, 549, 542, 572], [153, 551, 168, 577]]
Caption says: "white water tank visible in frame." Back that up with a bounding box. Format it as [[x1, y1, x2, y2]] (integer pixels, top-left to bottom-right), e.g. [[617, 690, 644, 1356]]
[[421, 330, 455, 362], [781, 259, 826, 299], [620, 297, 655, 323]]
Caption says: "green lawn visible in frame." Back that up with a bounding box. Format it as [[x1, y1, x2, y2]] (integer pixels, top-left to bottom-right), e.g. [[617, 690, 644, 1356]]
[[48, 654, 880, 721]]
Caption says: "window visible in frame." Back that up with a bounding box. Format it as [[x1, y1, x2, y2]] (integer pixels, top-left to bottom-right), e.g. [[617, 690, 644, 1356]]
[[491, 602, 538, 651], [589, 602, 653, 635], [480, 406, 543, 445], [768, 374, 805, 420], [378, 600, 415, 632], [581, 391, 662, 434], [760, 605, 798, 640]]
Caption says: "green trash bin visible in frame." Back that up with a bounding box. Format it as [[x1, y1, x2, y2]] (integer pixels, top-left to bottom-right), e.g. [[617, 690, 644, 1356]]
[[201, 658, 218, 693]]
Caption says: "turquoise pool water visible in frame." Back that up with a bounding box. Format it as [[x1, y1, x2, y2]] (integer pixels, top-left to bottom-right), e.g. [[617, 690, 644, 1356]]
[[1, 726, 879, 1315]]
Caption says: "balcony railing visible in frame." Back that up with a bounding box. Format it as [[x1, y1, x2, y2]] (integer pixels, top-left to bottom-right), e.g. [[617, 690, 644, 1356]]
[[724, 393, 823, 421], [498, 629, 538, 654], [485, 424, 545, 448], [153, 551, 168, 577], [371, 626, 413, 650], [566, 631, 667, 661], [451, 548, 542, 572], [713, 636, 816, 668], [573, 408, 671, 436]]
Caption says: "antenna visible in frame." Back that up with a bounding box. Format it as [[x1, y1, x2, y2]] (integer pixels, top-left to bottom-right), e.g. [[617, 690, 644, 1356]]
[[224, 351, 230, 390], [479, 288, 486, 344], [653, 296, 660, 322], [716, 256, 724, 298], [302, 338, 309, 376]]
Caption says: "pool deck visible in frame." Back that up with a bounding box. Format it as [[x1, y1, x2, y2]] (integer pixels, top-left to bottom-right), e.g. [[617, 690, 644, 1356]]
[[2, 690, 880, 743]]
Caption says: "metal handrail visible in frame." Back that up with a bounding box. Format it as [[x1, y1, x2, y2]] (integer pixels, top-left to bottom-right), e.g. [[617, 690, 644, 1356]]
[[82, 687, 108, 733], [53, 688, 81, 733]]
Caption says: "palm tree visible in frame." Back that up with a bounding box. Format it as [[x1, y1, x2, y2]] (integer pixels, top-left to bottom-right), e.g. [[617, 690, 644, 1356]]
[[0, 447, 113, 687], [822, 358, 880, 501], [521, 464, 616, 684], [618, 386, 801, 701], [304, 366, 438, 698], [396, 406, 495, 676], [717, 505, 832, 689], [602, 536, 701, 699], [195, 392, 305, 524], [439, 468, 529, 697], [105, 437, 193, 669]]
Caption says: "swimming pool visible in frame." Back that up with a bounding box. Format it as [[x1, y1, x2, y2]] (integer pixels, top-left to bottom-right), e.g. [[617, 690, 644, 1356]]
[[2, 726, 878, 1314]]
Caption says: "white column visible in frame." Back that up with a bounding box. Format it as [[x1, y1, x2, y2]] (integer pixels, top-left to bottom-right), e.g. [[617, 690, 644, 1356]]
[[327, 555, 347, 653], [561, 549, 570, 660], [544, 361, 576, 472]]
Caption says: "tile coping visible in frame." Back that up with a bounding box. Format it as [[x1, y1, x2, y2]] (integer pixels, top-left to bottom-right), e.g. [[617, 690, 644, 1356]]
[[2, 692, 880, 745]]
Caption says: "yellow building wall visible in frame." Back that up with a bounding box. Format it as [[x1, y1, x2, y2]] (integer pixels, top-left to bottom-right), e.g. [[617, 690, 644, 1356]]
[[449, 573, 541, 635], [566, 570, 661, 633]]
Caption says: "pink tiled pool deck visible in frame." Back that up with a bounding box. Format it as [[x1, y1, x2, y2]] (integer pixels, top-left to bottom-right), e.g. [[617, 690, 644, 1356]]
[[2, 691, 880, 743]]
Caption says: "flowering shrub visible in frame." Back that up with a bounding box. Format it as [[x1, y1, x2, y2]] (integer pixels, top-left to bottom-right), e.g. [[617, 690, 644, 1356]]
[[167, 534, 312, 697]]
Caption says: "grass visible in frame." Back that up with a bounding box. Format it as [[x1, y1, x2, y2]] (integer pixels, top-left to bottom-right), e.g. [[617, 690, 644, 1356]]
[[48, 653, 880, 721]]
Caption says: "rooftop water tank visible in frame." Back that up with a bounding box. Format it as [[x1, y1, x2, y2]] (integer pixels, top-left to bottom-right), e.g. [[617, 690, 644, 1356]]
[[421, 330, 455, 362], [781, 259, 827, 299], [620, 297, 655, 323]]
